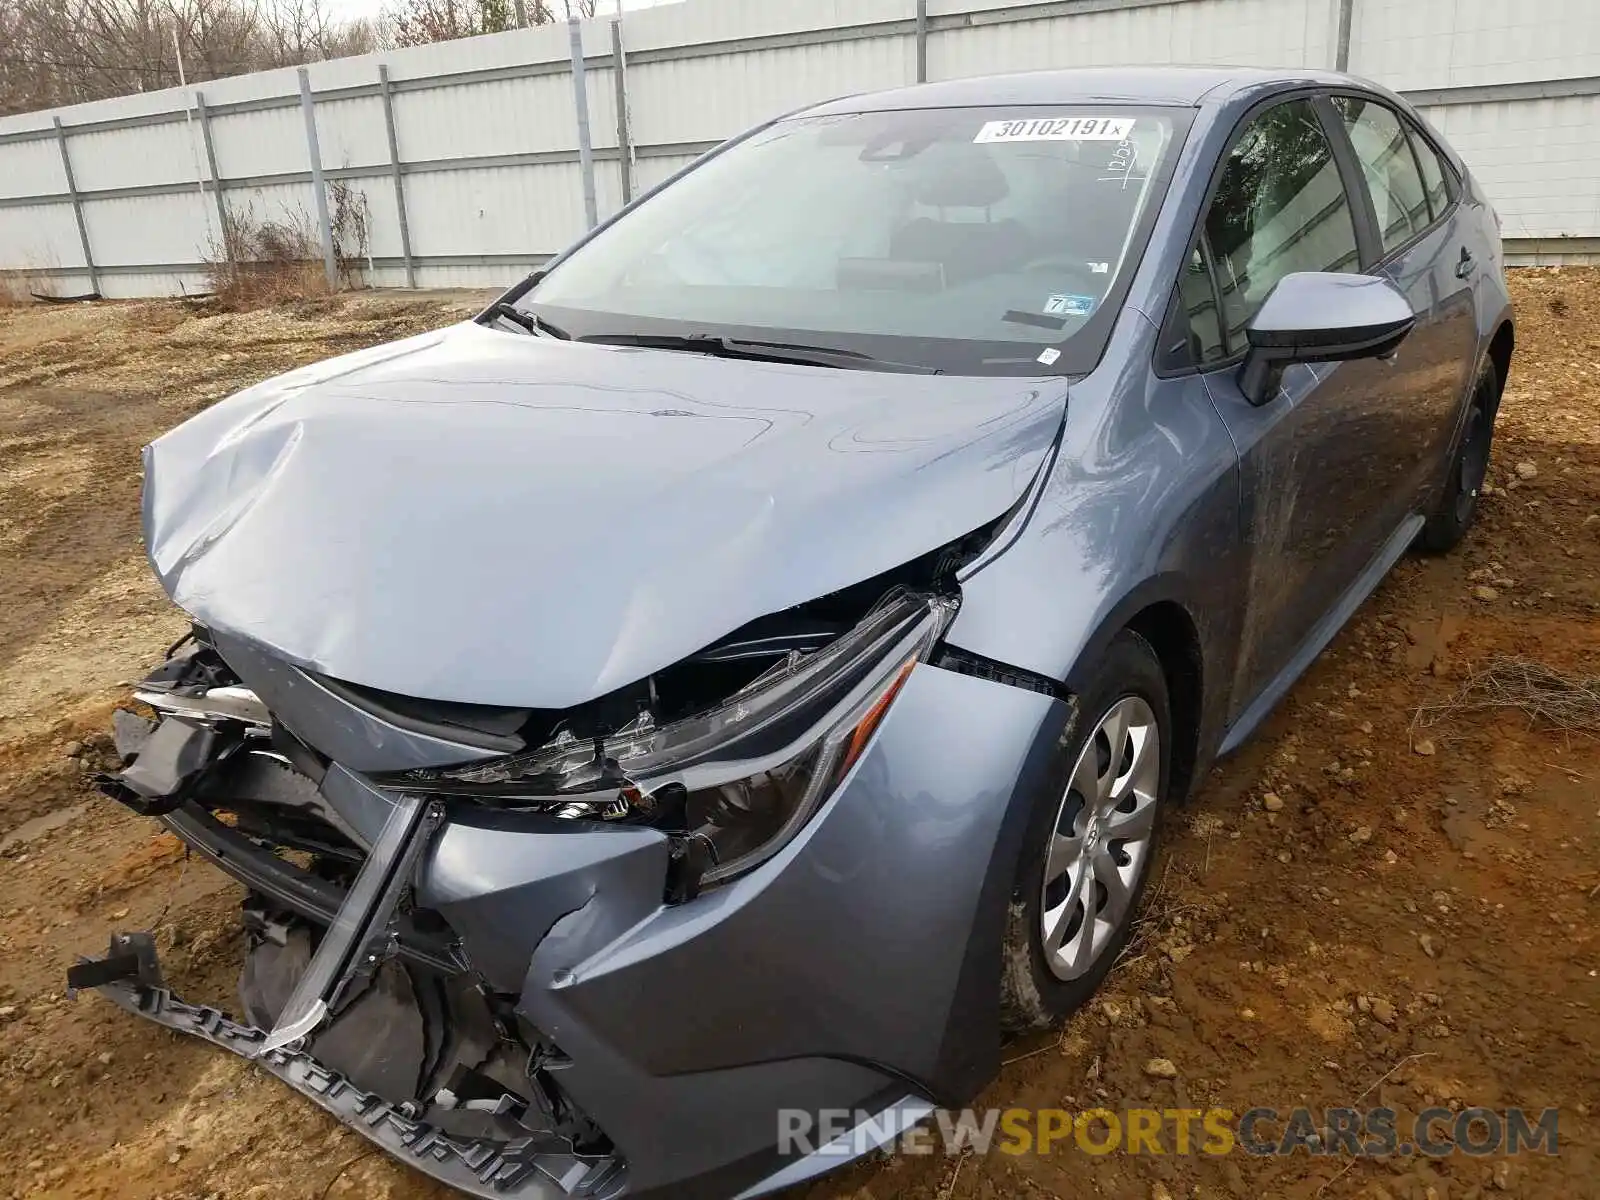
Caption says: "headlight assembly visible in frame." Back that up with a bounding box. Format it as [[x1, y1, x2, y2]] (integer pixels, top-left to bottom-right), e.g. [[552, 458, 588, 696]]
[[680, 635, 922, 886], [402, 591, 957, 887]]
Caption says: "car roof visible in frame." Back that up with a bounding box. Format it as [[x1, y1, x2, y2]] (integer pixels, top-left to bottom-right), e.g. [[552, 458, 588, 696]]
[[803, 65, 1362, 115]]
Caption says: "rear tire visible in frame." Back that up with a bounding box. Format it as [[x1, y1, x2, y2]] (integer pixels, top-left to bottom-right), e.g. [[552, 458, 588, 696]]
[[1418, 361, 1499, 554], [999, 630, 1171, 1032]]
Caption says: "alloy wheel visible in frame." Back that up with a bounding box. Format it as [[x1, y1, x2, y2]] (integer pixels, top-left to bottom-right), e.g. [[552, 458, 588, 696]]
[[1039, 696, 1160, 982]]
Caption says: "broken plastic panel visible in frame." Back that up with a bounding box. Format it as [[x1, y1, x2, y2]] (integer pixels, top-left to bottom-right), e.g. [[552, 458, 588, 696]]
[[97, 717, 227, 816], [425, 592, 957, 799]]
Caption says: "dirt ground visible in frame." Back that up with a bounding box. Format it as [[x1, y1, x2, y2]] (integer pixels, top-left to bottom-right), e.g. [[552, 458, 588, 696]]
[[0, 275, 1596, 1200]]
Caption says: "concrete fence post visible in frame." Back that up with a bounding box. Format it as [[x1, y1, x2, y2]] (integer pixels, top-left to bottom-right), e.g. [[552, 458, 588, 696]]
[[297, 67, 339, 290], [1335, 0, 1355, 71], [611, 18, 635, 206], [378, 65, 417, 288], [52, 117, 99, 296], [195, 93, 229, 253], [569, 15, 599, 229]]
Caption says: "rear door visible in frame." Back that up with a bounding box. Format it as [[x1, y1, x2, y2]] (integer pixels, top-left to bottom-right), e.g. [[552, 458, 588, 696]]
[[1328, 93, 1480, 518], [1162, 95, 1405, 722]]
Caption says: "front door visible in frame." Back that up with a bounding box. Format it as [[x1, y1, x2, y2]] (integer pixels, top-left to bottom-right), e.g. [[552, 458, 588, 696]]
[[1181, 96, 1405, 721]]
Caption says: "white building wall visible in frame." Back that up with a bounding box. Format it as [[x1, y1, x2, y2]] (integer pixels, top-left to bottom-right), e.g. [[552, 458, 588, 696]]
[[1422, 94, 1600, 250]]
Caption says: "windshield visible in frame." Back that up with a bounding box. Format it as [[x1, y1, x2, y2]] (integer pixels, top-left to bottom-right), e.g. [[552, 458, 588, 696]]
[[519, 105, 1186, 375]]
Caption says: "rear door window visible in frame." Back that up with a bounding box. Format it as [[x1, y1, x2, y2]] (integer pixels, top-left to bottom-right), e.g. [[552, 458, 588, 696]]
[[1407, 122, 1457, 220], [1333, 96, 1433, 255]]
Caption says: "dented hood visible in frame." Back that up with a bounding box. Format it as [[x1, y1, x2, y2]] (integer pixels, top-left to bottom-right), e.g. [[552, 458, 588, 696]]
[[143, 322, 1066, 708]]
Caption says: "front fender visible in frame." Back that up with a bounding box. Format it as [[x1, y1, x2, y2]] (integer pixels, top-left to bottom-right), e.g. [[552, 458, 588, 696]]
[[945, 314, 1245, 754], [510, 663, 1068, 1194]]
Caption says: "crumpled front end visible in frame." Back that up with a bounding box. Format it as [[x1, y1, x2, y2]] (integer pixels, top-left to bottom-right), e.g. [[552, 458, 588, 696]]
[[77, 549, 1068, 1196], [81, 632, 631, 1198]]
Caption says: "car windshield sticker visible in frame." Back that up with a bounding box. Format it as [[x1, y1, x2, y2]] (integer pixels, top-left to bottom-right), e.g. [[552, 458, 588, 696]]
[[1037, 347, 1062, 366], [1044, 294, 1096, 317], [974, 117, 1136, 144]]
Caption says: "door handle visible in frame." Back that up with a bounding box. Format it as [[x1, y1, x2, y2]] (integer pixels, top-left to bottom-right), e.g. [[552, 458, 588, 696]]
[[1455, 247, 1476, 279]]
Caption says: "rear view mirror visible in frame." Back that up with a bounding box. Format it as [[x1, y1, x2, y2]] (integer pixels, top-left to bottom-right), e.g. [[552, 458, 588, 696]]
[[1240, 271, 1415, 405]]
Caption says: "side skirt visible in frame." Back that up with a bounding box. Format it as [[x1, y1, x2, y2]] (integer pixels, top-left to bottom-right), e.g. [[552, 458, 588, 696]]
[[1218, 513, 1426, 757]]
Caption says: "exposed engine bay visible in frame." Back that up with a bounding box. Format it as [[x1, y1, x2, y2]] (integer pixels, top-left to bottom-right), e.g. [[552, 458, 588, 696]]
[[97, 651, 624, 1168]]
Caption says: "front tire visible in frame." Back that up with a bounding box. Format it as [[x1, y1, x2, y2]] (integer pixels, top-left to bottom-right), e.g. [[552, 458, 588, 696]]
[[1418, 361, 1499, 554], [999, 630, 1171, 1031]]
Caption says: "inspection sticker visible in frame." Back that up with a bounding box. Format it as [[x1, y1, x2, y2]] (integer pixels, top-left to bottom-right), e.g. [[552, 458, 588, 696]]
[[974, 116, 1136, 143], [1044, 294, 1096, 317]]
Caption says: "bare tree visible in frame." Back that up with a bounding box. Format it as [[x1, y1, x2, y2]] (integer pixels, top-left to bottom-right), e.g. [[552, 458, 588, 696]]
[[261, 0, 375, 63], [0, 0, 379, 116], [384, 0, 595, 48], [0, 0, 602, 115]]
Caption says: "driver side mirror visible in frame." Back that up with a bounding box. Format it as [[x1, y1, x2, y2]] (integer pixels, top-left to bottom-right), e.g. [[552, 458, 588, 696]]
[[1240, 271, 1416, 406]]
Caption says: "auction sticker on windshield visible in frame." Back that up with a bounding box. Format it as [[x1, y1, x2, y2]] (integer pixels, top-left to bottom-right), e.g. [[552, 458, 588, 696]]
[[974, 117, 1136, 143]]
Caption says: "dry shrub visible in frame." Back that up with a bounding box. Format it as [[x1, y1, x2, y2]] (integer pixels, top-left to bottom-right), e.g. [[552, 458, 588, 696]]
[[203, 182, 372, 311], [204, 205, 329, 310]]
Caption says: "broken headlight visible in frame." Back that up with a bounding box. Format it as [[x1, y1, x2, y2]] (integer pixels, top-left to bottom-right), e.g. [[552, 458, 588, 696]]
[[412, 591, 956, 884], [676, 610, 934, 885]]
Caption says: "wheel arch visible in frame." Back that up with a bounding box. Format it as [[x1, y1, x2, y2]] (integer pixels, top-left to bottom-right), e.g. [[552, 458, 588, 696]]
[[926, 580, 1223, 1095], [1056, 575, 1221, 807], [1124, 600, 1206, 806], [1486, 319, 1514, 409]]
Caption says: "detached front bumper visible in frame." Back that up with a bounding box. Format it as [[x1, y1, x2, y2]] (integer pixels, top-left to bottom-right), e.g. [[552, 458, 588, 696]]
[[81, 662, 1068, 1198], [76, 942, 615, 1199]]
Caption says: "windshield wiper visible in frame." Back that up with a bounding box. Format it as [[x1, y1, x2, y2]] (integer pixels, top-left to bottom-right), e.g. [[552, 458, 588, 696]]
[[483, 302, 571, 340], [578, 333, 939, 375]]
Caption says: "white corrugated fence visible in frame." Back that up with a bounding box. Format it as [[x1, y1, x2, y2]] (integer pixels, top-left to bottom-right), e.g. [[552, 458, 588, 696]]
[[2, 0, 1597, 298]]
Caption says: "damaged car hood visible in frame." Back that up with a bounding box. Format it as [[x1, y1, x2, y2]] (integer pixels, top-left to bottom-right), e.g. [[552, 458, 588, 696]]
[[143, 321, 1066, 708]]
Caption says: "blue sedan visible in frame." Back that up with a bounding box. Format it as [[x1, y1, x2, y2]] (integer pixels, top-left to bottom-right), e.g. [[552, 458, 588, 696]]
[[80, 65, 1511, 1199]]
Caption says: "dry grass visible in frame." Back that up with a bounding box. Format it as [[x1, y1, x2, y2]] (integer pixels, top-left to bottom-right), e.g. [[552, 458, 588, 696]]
[[203, 253, 332, 311], [1417, 657, 1600, 736]]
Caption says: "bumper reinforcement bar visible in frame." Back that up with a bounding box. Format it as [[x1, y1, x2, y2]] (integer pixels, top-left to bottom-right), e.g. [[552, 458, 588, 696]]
[[73, 945, 626, 1200], [159, 802, 459, 975], [255, 793, 438, 1055]]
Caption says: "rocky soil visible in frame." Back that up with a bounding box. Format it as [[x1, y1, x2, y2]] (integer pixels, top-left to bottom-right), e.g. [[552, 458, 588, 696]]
[[1, 275, 1596, 1200]]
